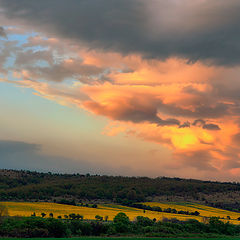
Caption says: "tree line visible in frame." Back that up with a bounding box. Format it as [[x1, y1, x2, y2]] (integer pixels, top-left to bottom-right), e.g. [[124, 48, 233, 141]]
[[129, 203, 200, 216], [1, 212, 240, 238]]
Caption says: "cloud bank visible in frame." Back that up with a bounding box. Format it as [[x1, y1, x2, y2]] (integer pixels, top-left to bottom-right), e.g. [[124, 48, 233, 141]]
[[1, 1, 240, 180], [1, 0, 240, 65]]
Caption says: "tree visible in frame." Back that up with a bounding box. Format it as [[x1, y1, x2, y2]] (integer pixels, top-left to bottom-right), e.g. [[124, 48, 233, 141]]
[[95, 215, 103, 221], [0, 204, 8, 223], [136, 216, 153, 226], [194, 211, 200, 216], [69, 213, 76, 219], [76, 214, 83, 220], [114, 212, 130, 224], [113, 212, 131, 233], [0, 204, 8, 218]]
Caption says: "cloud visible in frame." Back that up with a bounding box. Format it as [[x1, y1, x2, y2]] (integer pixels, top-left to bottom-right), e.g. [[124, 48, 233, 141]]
[[193, 119, 221, 131], [1, 22, 240, 180], [203, 123, 221, 131], [83, 96, 180, 126], [0, 140, 115, 174], [1, 0, 240, 65], [174, 150, 218, 172], [179, 122, 190, 128], [0, 26, 6, 38]]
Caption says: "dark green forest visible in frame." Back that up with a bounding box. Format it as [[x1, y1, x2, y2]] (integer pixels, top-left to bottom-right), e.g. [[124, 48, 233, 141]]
[[1, 169, 240, 211]]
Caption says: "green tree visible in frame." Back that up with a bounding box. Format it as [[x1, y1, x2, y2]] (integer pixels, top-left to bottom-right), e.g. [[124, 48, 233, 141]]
[[95, 215, 103, 221], [41, 212, 46, 218], [0, 204, 8, 218], [113, 212, 131, 233]]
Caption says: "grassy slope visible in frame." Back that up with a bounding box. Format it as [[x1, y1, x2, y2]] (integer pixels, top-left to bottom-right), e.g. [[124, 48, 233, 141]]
[[1, 201, 202, 221], [2, 201, 240, 224], [144, 202, 240, 224]]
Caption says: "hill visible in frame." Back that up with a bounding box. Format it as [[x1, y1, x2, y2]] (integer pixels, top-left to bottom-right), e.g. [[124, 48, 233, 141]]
[[2, 201, 240, 225], [1, 169, 240, 212]]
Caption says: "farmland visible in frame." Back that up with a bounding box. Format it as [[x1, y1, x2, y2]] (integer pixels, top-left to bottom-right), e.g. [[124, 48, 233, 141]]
[[1, 201, 201, 221], [143, 202, 240, 224], [2, 201, 240, 224], [2, 202, 240, 238]]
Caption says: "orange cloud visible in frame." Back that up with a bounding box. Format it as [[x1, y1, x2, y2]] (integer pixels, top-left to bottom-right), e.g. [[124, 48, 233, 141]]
[[4, 33, 240, 179]]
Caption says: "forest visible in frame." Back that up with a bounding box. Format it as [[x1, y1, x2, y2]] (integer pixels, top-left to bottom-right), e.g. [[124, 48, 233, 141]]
[[1, 169, 240, 212]]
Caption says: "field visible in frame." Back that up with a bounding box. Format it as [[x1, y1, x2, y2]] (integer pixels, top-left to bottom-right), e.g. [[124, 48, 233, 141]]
[[143, 201, 240, 224], [2, 201, 240, 224], [1, 201, 202, 222]]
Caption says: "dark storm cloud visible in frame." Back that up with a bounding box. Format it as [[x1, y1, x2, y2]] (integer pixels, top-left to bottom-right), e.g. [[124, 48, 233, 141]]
[[1, 0, 240, 65]]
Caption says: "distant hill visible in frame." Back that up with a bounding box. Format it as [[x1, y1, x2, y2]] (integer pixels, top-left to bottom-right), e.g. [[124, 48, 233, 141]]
[[1, 169, 240, 212]]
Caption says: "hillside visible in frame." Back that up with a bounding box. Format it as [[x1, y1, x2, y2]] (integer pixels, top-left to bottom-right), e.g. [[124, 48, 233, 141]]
[[2, 201, 240, 225], [1, 169, 240, 212]]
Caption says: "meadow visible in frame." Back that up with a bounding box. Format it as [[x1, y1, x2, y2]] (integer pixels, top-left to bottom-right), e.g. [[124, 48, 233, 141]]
[[2, 201, 240, 224]]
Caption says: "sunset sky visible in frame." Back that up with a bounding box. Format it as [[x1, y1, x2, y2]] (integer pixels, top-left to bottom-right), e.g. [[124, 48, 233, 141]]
[[1, 0, 240, 181]]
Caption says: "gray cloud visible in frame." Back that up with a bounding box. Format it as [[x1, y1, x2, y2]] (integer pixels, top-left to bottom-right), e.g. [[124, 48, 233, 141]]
[[1, 0, 240, 65], [202, 123, 221, 131], [0, 140, 111, 174], [158, 102, 229, 119], [192, 119, 206, 127], [174, 150, 218, 171], [0, 26, 6, 38], [179, 121, 190, 128], [84, 98, 180, 126], [192, 119, 220, 131]]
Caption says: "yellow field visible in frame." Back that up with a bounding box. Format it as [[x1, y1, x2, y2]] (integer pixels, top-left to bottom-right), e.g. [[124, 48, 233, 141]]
[[143, 202, 240, 224], [2, 201, 240, 224], [1, 201, 202, 222]]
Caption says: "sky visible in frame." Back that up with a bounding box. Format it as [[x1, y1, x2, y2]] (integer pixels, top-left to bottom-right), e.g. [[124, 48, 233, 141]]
[[1, 0, 240, 181]]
